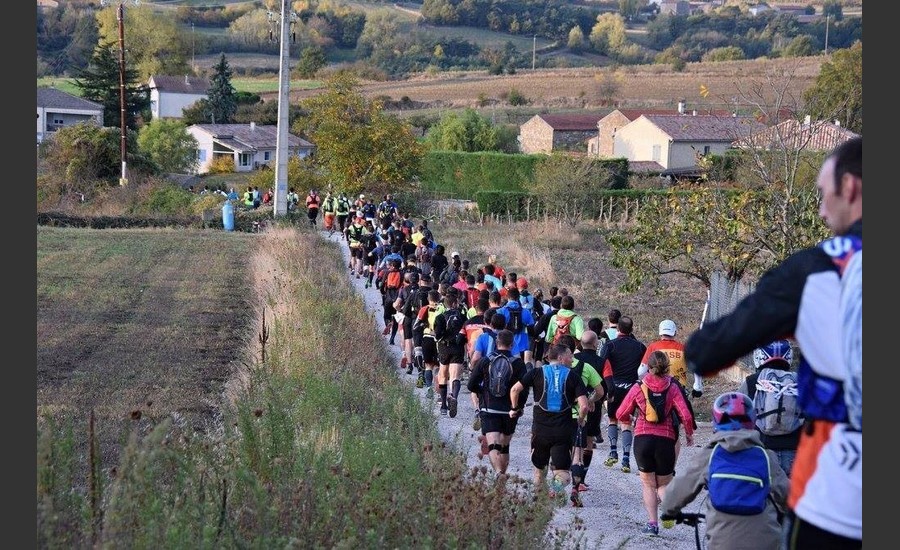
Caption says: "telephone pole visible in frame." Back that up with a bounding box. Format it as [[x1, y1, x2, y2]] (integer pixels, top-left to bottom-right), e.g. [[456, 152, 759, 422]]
[[270, 0, 298, 217], [532, 35, 536, 71], [101, 0, 139, 186]]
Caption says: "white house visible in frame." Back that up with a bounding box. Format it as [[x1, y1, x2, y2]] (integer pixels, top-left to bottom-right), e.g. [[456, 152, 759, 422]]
[[37, 87, 104, 144], [187, 123, 315, 174], [148, 75, 210, 120], [613, 114, 764, 170]]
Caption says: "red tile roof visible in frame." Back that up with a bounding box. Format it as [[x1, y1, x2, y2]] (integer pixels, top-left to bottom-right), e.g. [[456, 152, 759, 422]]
[[537, 113, 604, 131], [736, 119, 860, 151]]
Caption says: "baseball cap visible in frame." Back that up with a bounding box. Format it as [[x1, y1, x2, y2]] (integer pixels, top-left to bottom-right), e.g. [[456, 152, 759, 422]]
[[659, 319, 677, 336], [516, 278, 528, 289], [451, 251, 460, 258]]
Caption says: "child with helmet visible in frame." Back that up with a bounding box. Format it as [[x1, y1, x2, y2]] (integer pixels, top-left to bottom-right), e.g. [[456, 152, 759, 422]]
[[660, 392, 790, 550]]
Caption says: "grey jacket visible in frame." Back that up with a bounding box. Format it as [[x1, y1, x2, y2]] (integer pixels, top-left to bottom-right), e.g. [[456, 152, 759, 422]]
[[660, 429, 789, 550]]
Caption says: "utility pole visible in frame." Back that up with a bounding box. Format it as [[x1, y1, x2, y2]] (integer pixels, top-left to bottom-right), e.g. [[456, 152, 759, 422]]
[[824, 14, 830, 55], [270, 0, 297, 217], [101, 0, 139, 186], [191, 21, 195, 72], [532, 35, 536, 71]]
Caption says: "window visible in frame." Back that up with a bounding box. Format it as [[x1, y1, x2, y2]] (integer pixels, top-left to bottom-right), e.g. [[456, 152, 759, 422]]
[[703, 145, 711, 155], [264, 151, 270, 161], [197, 149, 207, 162], [239, 153, 251, 167], [652, 144, 661, 162], [53, 118, 64, 125]]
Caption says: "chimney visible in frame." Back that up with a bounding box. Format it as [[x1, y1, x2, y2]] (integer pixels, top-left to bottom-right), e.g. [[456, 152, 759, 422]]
[[250, 121, 256, 132], [185, 74, 189, 85], [692, 109, 697, 116], [834, 119, 841, 127], [678, 99, 686, 115], [804, 114, 811, 125]]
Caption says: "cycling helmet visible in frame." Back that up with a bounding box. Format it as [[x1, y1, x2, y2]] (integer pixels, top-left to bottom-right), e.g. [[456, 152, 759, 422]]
[[752, 339, 793, 369], [712, 392, 756, 431]]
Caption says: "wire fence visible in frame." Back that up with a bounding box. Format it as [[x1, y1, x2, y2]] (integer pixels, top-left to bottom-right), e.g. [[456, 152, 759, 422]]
[[706, 271, 758, 381]]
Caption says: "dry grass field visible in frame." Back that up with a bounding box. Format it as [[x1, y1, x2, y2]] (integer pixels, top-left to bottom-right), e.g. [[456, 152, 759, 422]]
[[280, 56, 825, 112]]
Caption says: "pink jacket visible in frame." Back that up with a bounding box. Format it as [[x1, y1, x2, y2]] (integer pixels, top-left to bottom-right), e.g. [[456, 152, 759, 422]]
[[617, 373, 694, 440]]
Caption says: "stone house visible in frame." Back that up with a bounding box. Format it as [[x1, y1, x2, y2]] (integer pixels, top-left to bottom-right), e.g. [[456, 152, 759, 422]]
[[148, 75, 210, 120], [518, 113, 604, 154], [589, 107, 680, 157]]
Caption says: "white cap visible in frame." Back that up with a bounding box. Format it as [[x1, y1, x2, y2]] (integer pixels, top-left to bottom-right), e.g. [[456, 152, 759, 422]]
[[451, 251, 460, 258], [659, 319, 677, 336], [359, 194, 365, 199]]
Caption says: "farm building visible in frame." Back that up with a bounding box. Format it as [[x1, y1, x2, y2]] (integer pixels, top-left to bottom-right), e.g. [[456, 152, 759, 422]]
[[735, 116, 860, 152], [518, 113, 605, 154]]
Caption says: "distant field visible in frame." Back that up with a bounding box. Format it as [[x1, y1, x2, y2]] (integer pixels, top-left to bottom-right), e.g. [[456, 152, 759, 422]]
[[36, 73, 323, 96]]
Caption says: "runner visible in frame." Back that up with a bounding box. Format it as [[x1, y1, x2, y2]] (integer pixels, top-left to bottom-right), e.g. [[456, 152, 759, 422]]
[[467, 329, 528, 474], [305, 189, 320, 227], [335, 192, 351, 236], [321, 191, 337, 234], [569, 331, 608, 499], [433, 293, 468, 417], [416, 290, 445, 400], [509, 343, 590, 502]]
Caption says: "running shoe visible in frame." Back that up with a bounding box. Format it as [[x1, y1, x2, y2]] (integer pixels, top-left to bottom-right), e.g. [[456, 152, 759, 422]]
[[570, 489, 584, 508], [406, 364, 414, 375], [447, 396, 458, 418], [621, 458, 631, 473], [440, 406, 448, 416], [604, 451, 618, 467], [425, 386, 434, 399], [641, 523, 659, 536], [575, 482, 590, 493]]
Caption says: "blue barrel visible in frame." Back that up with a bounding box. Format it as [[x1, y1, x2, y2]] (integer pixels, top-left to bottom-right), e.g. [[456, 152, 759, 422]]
[[222, 201, 235, 231]]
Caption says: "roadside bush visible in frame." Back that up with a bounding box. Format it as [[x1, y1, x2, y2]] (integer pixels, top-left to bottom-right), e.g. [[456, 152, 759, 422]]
[[140, 184, 195, 216]]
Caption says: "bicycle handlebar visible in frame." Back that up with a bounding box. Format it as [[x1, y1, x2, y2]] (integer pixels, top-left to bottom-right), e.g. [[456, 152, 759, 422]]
[[660, 512, 705, 527]]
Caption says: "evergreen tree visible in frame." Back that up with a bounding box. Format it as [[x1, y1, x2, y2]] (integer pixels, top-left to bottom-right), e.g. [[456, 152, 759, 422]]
[[207, 54, 237, 124], [73, 41, 150, 131]]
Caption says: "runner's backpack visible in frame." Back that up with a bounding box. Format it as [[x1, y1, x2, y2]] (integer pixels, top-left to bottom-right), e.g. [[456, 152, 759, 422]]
[[707, 443, 772, 515], [640, 382, 669, 423], [520, 289, 534, 311], [536, 364, 571, 413], [386, 269, 402, 290], [552, 313, 573, 345], [753, 368, 803, 436], [487, 352, 514, 398], [507, 306, 524, 333], [440, 308, 467, 346]]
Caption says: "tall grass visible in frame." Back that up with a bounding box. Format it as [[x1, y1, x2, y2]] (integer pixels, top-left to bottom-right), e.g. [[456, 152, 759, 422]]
[[37, 225, 571, 548]]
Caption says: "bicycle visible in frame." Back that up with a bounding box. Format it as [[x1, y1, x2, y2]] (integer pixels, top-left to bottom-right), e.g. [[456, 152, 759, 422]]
[[660, 512, 705, 550]]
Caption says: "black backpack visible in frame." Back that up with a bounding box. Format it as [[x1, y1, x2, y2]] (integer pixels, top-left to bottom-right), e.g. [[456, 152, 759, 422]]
[[487, 352, 514, 398], [440, 309, 466, 346], [507, 306, 524, 333]]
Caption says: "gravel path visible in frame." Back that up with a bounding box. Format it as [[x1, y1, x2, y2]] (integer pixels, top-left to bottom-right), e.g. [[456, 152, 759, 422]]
[[326, 230, 713, 549]]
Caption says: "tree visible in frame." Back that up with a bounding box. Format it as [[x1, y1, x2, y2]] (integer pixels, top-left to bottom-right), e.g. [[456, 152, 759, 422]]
[[702, 45, 746, 62], [424, 109, 499, 152], [822, 0, 843, 21], [137, 119, 199, 174], [618, 0, 647, 21], [567, 26, 586, 53], [296, 46, 327, 78], [207, 54, 238, 124], [595, 71, 621, 106], [589, 13, 628, 56], [803, 41, 862, 133], [40, 122, 155, 190], [527, 155, 620, 225], [781, 35, 815, 58], [608, 66, 832, 295], [295, 72, 425, 196], [95, 4, 189, 79], [74, 41, 150, 132]]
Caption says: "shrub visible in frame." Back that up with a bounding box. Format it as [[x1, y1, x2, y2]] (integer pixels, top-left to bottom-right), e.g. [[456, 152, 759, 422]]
[[207, 156, 235, 174], [506, 88, 528, 106]]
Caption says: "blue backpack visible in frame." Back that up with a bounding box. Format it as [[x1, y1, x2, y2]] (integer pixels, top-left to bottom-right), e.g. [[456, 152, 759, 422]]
[[537, 364, 571, 412], [707, 443, 771, 515]]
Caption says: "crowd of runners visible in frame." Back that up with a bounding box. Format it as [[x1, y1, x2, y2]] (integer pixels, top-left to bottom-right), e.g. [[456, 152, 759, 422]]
[[303, 133, 861, 550]]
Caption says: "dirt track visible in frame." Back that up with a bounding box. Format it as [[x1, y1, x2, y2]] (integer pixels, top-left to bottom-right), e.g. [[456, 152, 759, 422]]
[[326, 229, 718, 549]]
